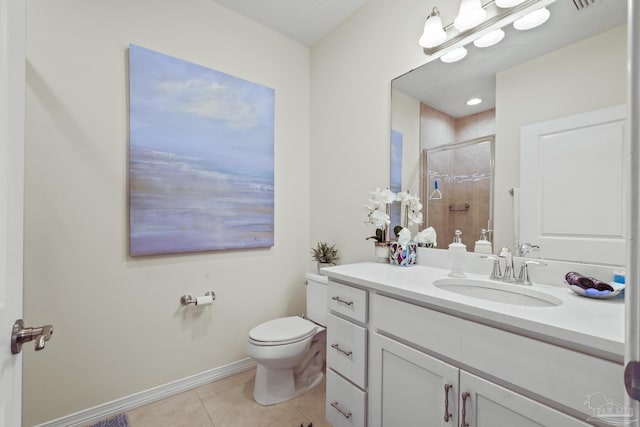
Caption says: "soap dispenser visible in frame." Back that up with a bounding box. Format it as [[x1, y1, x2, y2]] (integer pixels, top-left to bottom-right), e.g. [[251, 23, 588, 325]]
[[474, 229, 492, 254], [448, 230, 467, 278]]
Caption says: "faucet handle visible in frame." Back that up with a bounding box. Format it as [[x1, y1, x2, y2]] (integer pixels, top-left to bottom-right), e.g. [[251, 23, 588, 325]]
[[480, 255, 502, 280], [499, 246, 512, 259], [517, 260, 547, 285]]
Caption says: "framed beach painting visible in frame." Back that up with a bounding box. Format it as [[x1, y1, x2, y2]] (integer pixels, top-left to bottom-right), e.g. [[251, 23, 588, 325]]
[[128, 44, 275, 256]]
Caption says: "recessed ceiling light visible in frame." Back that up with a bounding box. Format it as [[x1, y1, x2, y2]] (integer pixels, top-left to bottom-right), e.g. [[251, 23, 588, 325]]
[[473, 29, 505, 48], [440, 47, 468, 63], [514, 7, 551, 31], [466, 98, 482, 106]]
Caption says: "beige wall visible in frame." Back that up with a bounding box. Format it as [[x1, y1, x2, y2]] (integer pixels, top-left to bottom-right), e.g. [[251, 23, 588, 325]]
[[310, 0, 462, 263], [494, 24, 627, 252], [24, 0, 309, 425]]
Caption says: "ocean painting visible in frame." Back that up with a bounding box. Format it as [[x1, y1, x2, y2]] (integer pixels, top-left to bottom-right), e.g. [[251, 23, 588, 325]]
[[128, 44, 275, 256]]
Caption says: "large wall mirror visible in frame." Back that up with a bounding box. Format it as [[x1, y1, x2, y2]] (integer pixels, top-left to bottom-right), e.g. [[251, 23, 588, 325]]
[[391, 0, 626, 263]]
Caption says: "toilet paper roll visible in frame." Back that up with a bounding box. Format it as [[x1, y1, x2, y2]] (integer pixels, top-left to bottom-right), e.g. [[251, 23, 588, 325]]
[[195, 295, 213, 306]]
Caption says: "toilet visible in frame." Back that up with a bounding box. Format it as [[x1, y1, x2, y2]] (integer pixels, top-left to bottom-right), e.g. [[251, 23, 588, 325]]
[[246, 272, 328, 406]]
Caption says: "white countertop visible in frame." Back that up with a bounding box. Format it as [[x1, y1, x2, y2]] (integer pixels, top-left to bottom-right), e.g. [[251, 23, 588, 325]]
[[322, 262, 625, 362]]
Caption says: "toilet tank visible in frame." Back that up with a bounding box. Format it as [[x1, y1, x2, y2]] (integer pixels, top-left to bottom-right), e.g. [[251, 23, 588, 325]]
[[305, 272, 328, 326]]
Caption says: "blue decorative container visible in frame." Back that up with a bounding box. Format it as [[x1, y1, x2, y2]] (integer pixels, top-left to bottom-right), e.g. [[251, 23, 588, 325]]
[[389, 242, 417, 266]]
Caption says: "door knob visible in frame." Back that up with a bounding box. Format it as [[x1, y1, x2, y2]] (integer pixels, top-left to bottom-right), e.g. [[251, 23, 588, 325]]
[[11, 319, 54, 354]]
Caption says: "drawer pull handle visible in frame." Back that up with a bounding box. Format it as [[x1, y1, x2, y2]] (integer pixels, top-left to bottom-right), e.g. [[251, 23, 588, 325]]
[[444, 383, 453, 422], [331, 296, 353, 306], [331, 343, 353, 357], [330, 401, 352, 419], [460, 392, 470, 427]]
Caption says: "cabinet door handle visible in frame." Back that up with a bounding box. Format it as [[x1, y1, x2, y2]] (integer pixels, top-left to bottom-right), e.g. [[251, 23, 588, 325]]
[[331, 296, 353, 306], [330, 401, 352, 419], [331, 343, 353, 357], [460, 392, 470, 427], [444, 383, 453, 422]]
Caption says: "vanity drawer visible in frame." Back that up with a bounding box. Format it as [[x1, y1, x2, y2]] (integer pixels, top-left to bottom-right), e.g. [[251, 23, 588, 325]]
[[328, 280, 368, 323], [326, 369, 366, 427], [327, 313, 367, 388]]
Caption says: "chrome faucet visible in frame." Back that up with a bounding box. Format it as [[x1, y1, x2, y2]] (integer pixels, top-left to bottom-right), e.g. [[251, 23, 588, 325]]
[[480, 255, 502, 280], [499, 247, 516, 282], [516, 260, 547, 286]]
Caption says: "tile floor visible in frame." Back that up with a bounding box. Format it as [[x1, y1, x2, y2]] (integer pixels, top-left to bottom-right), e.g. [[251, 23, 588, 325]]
[[124, 368, 331, 427]]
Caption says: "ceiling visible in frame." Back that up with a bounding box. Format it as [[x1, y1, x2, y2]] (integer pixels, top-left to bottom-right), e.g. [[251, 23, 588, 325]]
[[213, 0, 371, 46]]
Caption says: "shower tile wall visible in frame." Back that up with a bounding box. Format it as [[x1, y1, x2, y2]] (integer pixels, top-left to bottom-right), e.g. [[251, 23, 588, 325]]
[[428, 142, 491, 247], [421, 104, 495, 248]]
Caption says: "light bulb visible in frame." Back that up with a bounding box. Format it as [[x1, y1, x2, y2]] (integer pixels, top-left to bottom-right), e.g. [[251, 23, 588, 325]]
[[441, 47, 468, 63], [466, 98, 483, 106], [473, 29, 505, 48], [514, 7, 551, 31], [454, 0, 487, 31], [419, 8, 447, 48]]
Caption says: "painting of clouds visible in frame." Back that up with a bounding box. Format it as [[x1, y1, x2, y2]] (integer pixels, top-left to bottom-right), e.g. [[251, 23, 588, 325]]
[[129, 44, 274, 256]]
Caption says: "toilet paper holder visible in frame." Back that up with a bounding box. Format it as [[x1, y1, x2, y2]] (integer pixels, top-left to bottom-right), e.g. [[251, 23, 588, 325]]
[[180, 291, 216, 306]]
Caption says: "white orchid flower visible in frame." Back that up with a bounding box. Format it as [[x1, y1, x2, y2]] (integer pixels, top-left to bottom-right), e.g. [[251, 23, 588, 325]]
[[396, 191, 410, 203], [408, 210, 424, 226], [380, 188, 396, 204], [369, 210, 390, 228]]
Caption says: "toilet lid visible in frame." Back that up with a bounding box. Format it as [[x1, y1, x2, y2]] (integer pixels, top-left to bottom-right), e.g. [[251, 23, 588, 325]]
[[249, 316, 317, 343]]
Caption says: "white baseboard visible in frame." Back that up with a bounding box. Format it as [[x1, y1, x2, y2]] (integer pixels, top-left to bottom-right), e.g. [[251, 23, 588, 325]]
[[34, 358, 256, 427]]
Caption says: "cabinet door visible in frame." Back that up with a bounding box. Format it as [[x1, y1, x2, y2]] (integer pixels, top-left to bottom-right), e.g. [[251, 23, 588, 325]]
[[369, 333, 459, 427], [459, 371, 590, 427]]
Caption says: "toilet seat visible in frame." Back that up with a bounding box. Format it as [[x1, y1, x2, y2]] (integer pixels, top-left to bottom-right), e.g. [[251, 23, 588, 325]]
[[249, 316, 317, 346]]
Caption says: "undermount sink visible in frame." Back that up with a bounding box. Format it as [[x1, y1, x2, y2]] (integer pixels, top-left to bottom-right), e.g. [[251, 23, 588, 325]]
[[433, 278, 563, 307]]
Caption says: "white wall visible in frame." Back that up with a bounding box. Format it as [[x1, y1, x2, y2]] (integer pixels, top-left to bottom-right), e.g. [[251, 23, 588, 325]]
[[309, 0, 461, 263], [24, 0, 309, 425], [493, 24, 627, 252]]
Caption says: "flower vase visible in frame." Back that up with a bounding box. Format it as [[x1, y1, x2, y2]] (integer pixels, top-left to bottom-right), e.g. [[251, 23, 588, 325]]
[[390, 242, 418, 266], [374, 242, 390, 263]]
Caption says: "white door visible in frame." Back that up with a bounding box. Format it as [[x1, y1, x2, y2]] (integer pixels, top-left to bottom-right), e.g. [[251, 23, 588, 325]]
[[369, 333, 459, 427], [0, 1, 25, 426], [519, 104, 627, 265]]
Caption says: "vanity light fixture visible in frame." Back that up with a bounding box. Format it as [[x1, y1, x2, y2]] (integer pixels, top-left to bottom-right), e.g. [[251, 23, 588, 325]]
[[466, 97, 483, 105], [513, 7, 551, 30], [473, 28, 505, 48], [454, 0, 487, 31], [441, 47, 468, 63], [419, 7, 447, 48], [420, 0, 555, 57]]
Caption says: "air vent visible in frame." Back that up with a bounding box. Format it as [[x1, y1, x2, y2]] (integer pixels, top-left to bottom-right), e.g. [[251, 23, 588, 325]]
[[571, 0, 598, 11]]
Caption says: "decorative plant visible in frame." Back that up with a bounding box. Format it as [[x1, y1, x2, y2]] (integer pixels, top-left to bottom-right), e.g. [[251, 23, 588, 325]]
[[311, 241, 340, 264], [393, 190, 424, 238], [365, 188, 395, 243]]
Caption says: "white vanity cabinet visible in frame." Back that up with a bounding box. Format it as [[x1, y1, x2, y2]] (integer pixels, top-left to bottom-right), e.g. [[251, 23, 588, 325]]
[[324, 273, 623, 427], [368, 293, 614, 427], [369, 333, 589, 427], [325, 280, 369, 427]]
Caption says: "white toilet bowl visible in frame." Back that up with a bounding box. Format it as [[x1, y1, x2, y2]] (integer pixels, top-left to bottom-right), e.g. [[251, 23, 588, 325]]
[[247, 316, 326, 405]]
